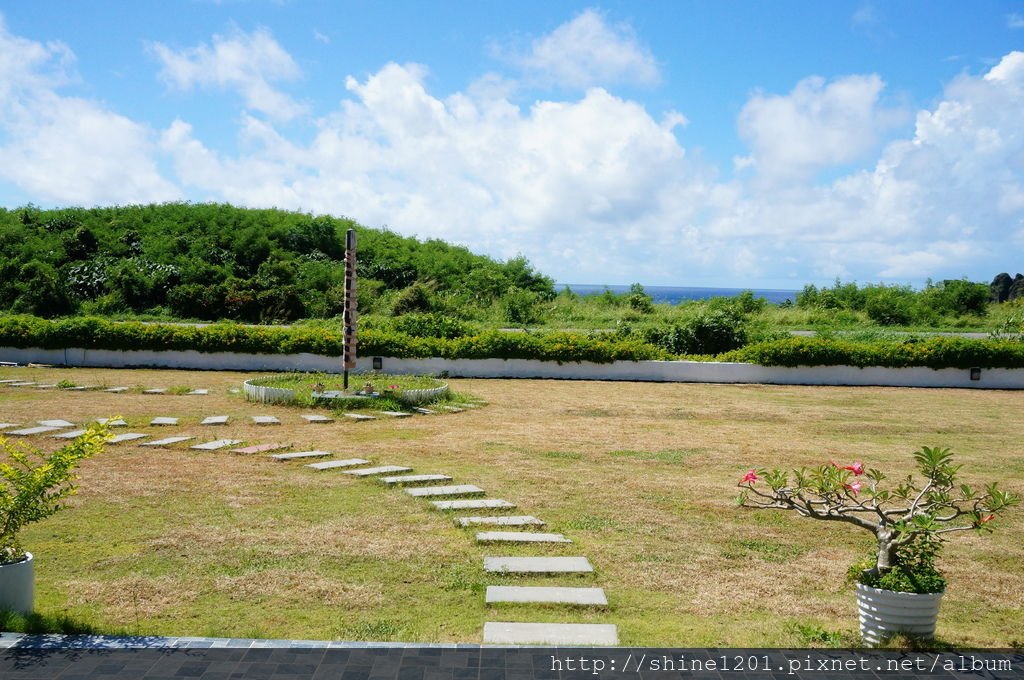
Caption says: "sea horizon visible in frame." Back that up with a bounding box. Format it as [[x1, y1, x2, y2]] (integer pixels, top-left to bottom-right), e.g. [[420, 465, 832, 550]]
[[557, 283, 799, 305]]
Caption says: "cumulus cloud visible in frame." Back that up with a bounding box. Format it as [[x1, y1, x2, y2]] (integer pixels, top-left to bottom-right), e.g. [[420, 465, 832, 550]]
[[150, 26, 305, 120], [0, 17, 179, 205], [497, 9, 659, 89]]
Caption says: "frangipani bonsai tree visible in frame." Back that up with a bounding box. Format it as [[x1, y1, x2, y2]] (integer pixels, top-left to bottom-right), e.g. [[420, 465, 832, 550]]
[[737, 446, 1019, 593]]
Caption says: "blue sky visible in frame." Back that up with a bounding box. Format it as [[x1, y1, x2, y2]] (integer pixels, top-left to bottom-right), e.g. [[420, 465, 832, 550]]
[[1, 2, 1022, 288]]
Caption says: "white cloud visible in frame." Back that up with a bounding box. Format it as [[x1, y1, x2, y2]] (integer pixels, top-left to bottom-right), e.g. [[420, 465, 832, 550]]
[[498, 9, 659, 89], [150, 27, 305, 120], [313, 29, 330, 44], [1008, 13, 1024, 29], [0, 17, 179, 205]]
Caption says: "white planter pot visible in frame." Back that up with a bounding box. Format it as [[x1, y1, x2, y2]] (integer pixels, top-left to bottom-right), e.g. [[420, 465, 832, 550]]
[[0, 552, 34, 613], [856, 582, 943, 645]]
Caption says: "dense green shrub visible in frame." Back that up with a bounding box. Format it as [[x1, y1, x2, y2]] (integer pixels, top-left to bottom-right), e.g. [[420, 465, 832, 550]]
[[393, 313, 474, 339], [501, 287, 541, 324]]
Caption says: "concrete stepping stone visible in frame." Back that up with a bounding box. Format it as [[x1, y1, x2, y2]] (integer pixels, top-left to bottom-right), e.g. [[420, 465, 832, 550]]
[[141, 436, 195, 447], [342, 465, 411, 477], [64, 385, 90, 391], [0, 423, 19, 430], [228, 388, 240, 394], [200, 415, 229, 425], [34, 384, 57, 389], [380, 474, 452, 485], [412, 407, 434, 415], [150, 417, 178, 426], [439, 406, 464, 413], [7, 382, 36, 387], [378, 411, 411, 418], [104, 387, 129, 393], [406, 484, 485, 498], [39, 419, 75, 427], [457, 516, 545, 527], [485, 586, 607, 606], [252, 416, 281, 425], [432, 499, 515, 511], [305, 458, 370, 470], [302, 414, 333, 423], [343, 413, 376, 421], [483, 556, 593, 574], [143, 388, 167, 394], [108, 433, 149, 444], [231, 442, 290, 455], [186, 389, 209, 395], [52, 429, 88, 439], [7, 425, 65, 436], [477, 531, 571, 544], [95, 418, 127, 427], [272, 450, 331, 461], [482, 622, 618, 646], [0, 379, 23, 384], [190, 439, 242, 450]]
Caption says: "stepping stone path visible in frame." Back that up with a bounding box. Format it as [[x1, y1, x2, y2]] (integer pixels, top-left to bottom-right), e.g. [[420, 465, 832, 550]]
[[231, 443, 289, 455], [186, 389, 208, 395], [379, 411, 411, 418], [142, 436, 195, 447], [200, 416, 229, 425], [143, 388, 166, 394], [306, 458, 370, 471], [104, 387, 129, 393], [150, 417, 178, 426], [95, 418, 127, 427], [476, 531, 571, 544], [8, 425, 64, 436], [482, 622, 618, 646], [252, 416, 280, 425], [380, 474, 451, 485], [190, 439, 242, 451], [343, 413, 375, 421], [456, 516, 545, 527], [271, 450, 331, 461], [485, 586, 607, 606], [432, 499, 515, 511], [301, 414, 333, 423], [405, 484, 484, 498], [52, 429, 88, 439], [342, 465, 411, 477], [39, 419, 75, 427], [484, 556, 594, 574], [108, 433, 149, 444]]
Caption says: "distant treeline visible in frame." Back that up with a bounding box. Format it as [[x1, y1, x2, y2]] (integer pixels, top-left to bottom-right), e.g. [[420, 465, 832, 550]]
[[0, 203, 554, 322]]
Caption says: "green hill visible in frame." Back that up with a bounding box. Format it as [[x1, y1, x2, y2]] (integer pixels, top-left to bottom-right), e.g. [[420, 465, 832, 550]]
[[0, 203, 553, 322]]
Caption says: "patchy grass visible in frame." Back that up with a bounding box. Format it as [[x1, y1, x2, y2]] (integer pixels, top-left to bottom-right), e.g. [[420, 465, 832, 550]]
[[1, 366, 1023, 646]]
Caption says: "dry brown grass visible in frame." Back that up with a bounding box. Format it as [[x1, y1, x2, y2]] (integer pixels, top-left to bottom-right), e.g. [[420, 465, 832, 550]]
[[3, 366, 1023, 646]]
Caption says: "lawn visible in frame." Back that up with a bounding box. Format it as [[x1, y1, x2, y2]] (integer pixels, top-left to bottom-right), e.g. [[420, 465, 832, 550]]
[[2, 366, 1023, 647]]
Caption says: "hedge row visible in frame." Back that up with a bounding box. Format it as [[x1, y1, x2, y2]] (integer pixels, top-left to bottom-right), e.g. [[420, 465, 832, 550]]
[[0, 316, 669, 364], [723, 336, 1024, 369]]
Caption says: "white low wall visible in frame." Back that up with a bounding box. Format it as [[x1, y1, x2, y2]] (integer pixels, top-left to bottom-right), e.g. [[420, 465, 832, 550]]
[[0, 346, 1020, 389]]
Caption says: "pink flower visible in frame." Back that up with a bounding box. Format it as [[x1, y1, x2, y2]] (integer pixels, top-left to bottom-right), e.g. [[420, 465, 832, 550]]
[[978, 513, 996, 524], [846, 481, 862, 494], [741, 469, 759, 485], [843, 461, 865, 476]]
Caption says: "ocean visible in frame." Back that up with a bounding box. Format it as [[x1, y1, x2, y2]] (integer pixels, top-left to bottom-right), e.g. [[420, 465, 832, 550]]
[[558, 284, 799, 305]]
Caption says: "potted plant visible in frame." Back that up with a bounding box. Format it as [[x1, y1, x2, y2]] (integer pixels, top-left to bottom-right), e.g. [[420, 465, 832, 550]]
[[737, 446, 1019, 646], [1, 425, 108, 613]]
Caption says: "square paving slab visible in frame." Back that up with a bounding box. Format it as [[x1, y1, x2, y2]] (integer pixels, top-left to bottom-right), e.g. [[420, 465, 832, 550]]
[[343, 413, 376, 421], [143, 388, 167, 394], [7, 382, 36, 387], [482, 622, 618, 646], [483, 556, 593, 574], [342, 465, 411, 476], [378, 411, 411, 418], [38, 419, 75, 427], [200, 416, 229, 425], [301, 414, 333, 423], [108, 433, 149, 444], [305, 458, 371, 470], [141, 436, 195, 447], [380, 474, 452, 485], [186, 389, 209, 395], [405, 484, 485, 498], [231, 442, 290, 455], [51, 429, 88, 439], [271, 450, 331, 460], [34, 384, 57, 389], [0, 379, 22, 384], [432, 499, 515, 511], [411, 407, 434, 415], [0, 423, 19, 430], [252, 416, 281, 425], [150, 417, 178, 426], [103, 387, 129, 393], [190, 439, 242, 450], [485, 586, 607, 606], [8, 425, 65, 436], [64, 385, 90, 391], [456, 516, 545, 527], [476, 531, 571, 544], [95, 418, 127, 427]]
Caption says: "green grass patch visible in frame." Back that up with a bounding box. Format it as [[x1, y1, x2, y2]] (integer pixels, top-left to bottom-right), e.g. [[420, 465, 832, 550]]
[[608, 448, 698, 463]]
